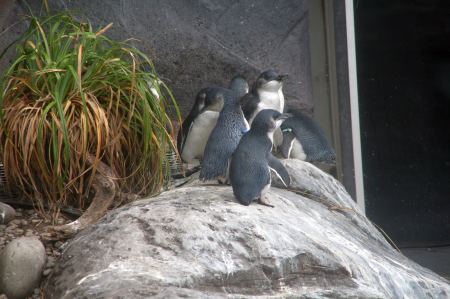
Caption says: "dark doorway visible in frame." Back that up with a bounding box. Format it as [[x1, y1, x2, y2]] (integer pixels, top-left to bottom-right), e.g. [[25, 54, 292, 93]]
[[354, 1, 450, 247]]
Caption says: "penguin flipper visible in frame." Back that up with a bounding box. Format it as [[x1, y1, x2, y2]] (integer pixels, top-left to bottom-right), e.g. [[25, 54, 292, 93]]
[[268, 154, 291, 187], [178, 120, 194, 157]]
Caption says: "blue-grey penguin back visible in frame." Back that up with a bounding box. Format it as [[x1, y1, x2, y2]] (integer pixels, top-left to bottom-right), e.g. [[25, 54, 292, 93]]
[[230, 109, 289, 205], [280, 110, 336, 163], [199, 89, 249, 181], [230, 130, 271, 205]]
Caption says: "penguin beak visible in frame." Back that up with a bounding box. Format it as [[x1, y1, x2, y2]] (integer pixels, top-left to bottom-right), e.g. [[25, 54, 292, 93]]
[[274, 113, 291, 128], [276, 113, 292, 122], [277, 74, 288, 82]]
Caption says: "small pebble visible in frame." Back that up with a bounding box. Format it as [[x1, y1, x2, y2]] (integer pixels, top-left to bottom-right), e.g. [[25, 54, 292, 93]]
[[46, 256, 55, 266], [5, 224, 16, 230], [9, 219, 20, 226], [14, 229, 24, 235], [27, 209, 35, 215], [21, 219, 28, 226], [31, 219, 41, 224]]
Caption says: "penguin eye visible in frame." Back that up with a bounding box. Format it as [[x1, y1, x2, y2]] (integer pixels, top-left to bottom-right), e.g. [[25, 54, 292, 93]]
[[282, 128, 293, 133]]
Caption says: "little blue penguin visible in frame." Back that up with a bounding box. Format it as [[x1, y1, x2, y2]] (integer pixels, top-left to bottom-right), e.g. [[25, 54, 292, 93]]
[[177, 76, 248, 163], [199, 88, 249, 182], [178, 87, 226, 163], [279, 109, 336, 163], [241, 69, 288, 125], [230, 109, 291, 207]]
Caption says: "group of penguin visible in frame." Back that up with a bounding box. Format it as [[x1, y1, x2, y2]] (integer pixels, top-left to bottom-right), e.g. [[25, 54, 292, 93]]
[[177, 70, 335, 207]]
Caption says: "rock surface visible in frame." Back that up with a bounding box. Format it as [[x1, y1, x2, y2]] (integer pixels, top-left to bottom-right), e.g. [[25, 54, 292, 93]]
[[0, 202, 15, 224], [0, 237, 46, 299], [44, 160, 450, 298], [1, 0, 313, 118]]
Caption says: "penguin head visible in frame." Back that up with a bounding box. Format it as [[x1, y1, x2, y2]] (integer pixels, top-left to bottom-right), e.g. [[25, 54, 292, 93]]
[[229, 75, 249, 98], [254, 69, 288, 92], [251, 109, 291, 134], [194, 90, 208, 113], [202, 92, 225, 113]]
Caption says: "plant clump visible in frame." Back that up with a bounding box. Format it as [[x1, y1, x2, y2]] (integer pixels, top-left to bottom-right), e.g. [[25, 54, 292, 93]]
[[0, 12, 179, 220]]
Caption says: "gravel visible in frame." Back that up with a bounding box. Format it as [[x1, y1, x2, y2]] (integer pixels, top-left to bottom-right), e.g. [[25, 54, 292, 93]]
[[0, 206, 73, 299]]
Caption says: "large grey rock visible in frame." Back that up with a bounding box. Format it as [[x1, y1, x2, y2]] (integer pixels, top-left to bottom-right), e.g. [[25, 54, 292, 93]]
[[44, 160, 450, 298], [0, 237, 46, 299], [0, 202, 15, 224]]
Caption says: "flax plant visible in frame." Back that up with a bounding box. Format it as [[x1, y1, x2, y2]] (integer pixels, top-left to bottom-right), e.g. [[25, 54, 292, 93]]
[[0, 13, 180, 219]]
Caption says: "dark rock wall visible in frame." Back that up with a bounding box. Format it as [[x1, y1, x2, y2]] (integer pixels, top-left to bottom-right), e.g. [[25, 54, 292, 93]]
[[0, 0, 28, 76], [0, 0, 313, 117]]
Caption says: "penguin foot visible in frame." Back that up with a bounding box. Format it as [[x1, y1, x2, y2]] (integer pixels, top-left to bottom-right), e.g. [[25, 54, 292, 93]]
[[258, 197, 275, 208], [217, 176, 230, 185]]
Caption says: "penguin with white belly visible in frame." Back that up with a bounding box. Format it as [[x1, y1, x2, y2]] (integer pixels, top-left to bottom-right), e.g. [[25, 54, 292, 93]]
[[177, 76, 248, 164], [279, 109, 336, 163], [241, 69, 288, 125], [178, 87, 226, 163]]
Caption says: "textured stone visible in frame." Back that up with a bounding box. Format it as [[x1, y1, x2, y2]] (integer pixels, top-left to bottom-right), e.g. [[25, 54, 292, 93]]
[[0, 237, 46, 299], [0, 202, 15, 224], [44, 160, 450, 298], [1, 0, 313, 118]]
